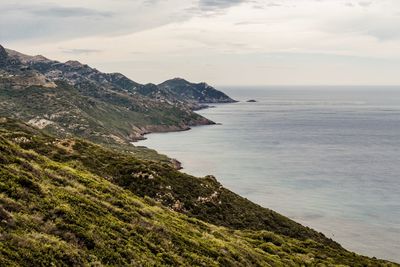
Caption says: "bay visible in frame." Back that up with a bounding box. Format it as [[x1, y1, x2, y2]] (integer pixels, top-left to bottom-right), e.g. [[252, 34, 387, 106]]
[[138, 86, 400, 262]]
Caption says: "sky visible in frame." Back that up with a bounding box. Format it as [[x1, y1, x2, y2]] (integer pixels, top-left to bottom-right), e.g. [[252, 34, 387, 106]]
[[1, 0, 400, 86]]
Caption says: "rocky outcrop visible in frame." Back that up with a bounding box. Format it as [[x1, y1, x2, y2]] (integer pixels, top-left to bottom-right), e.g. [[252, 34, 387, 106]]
[[0, 47, 56, 89], [130, 122, 208, 142], [0, 45, 8, 67], [170, 158, 182, 170]]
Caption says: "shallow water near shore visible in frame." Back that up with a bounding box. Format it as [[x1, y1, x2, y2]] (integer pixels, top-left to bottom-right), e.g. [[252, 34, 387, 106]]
[[138, 86, 400, 262]]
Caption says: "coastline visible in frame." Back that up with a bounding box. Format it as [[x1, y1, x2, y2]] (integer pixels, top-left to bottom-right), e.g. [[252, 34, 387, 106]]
[[131, 103, 230, 170], [129, 102, 228, 143], [132, 93, 400, 263], [130, 120, 215, 142]]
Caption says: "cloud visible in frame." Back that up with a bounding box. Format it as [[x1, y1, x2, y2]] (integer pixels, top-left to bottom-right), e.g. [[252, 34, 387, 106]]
[[358, 1, 372, 7], [266, 2, 282, 7], [2, 0, 400, 85], [321, 15, 400, 41], [0, 1, 195, 42], [0, 4, 115, 42], [32, 7, 113, 18], [61, 48, 102, 55], [198, 0, 247, 11]]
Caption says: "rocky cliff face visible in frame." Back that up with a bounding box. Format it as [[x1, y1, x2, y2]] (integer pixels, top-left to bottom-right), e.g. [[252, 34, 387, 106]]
[[0, 46, 56, 88], [0, 45, 8, 67]]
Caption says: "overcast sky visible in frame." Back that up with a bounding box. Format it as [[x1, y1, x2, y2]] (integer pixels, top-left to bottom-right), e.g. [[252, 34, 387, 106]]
[[1, 0, 400, 85]]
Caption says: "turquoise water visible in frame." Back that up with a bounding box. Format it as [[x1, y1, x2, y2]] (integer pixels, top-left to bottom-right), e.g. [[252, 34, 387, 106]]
[[138, 87, 400, 262]]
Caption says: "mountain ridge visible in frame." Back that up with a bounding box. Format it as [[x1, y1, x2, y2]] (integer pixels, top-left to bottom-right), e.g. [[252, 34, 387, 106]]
[[3, 46, 236, 106], [0, 45, 236, 147]]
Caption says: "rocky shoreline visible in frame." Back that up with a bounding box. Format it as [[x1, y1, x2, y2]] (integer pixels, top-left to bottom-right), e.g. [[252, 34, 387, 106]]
[[130, 101, 223, 142], [130, 105, 220, 170], [130, 117, 215, 142]]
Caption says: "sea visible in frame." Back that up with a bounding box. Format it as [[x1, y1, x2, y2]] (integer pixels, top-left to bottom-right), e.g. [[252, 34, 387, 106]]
[[138, 86, 400, 262]]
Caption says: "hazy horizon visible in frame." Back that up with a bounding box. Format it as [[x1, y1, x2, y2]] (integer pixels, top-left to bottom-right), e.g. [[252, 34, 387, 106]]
[[2, 0, 400, 86]]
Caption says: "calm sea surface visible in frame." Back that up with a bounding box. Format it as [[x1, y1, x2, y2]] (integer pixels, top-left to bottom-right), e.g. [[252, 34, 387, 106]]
[[138, 86, 400, 262]]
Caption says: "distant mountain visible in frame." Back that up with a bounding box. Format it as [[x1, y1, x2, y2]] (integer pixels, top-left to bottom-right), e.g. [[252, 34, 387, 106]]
[[159, 77, 236, 104], [0, 45, 236, 145], [4, 47, 235, 106]]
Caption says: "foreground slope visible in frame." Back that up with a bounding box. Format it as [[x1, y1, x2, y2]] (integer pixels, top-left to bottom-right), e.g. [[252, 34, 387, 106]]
[[0, 119, 335, 246], [0, 118, 397, 266]]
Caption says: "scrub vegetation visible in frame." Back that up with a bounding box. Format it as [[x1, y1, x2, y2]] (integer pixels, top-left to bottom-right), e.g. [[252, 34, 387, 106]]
[[0, 118, 397, 266]]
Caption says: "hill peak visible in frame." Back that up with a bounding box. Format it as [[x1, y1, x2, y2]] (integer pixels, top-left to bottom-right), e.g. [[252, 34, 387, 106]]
[[0, 45, 8, 64], [0, 44, 6, 53], [64, 60, 86, 68], [159, 78, 236, 104], [171, 77, 189, 82], [3, 48, 52, 64]]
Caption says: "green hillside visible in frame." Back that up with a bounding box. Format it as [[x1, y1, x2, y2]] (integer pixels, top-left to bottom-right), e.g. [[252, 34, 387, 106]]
[[0, 45, 221, 146], [0, 118, 397, 266]]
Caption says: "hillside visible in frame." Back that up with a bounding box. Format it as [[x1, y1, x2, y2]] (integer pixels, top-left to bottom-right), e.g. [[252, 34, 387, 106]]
[[159, 78, 236, 105], [0, 118, 397, 266], [0, 45, 235, 146]]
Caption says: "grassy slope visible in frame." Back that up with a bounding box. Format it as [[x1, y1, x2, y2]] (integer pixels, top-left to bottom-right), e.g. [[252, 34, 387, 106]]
[[0, 118, 397, 266], [0, 118, 335, 246]]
